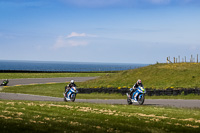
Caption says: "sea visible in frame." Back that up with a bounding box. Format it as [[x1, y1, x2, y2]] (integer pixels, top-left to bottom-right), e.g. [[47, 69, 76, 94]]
[[0, 60, 149, 72]]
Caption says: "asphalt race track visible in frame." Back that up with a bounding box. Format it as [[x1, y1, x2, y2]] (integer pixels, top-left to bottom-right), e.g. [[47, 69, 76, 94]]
[[0, 78, 200, 108]]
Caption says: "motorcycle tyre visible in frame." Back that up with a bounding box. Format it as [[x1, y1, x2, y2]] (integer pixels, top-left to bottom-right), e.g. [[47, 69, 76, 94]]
[[127, 97, 132, 105], [138, 94, 145, 105], [64, 97, 68, 102], [71, 94, 76, 102]]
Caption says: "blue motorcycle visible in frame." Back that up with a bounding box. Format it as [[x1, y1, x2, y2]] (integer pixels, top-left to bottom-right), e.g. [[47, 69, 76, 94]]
[[63, 87, 78, 102], [126, 86, 146, 105]]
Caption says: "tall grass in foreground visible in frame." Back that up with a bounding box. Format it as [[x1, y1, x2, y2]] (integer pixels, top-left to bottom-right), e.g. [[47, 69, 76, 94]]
[[0, 100, 200, 133]]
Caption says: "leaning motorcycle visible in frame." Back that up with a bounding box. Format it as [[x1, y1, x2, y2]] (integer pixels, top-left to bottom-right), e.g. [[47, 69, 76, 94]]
[[126, 86, 146, 105], [63, 86, 78, 102], [0, 79, 9, 86]]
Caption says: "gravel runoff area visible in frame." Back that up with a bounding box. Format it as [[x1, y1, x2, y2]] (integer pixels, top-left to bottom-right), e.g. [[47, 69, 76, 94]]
[[0, 92, 200, 108], [0, 77, 97, 86]]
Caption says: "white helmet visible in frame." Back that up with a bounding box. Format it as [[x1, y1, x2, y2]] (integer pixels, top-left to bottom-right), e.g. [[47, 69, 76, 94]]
[[70, 80, 74, 83]]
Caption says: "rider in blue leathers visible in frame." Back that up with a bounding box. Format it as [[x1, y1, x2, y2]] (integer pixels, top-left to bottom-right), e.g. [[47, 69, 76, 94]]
[[65, 80, 76, 100], [129, 79, 143, 102]]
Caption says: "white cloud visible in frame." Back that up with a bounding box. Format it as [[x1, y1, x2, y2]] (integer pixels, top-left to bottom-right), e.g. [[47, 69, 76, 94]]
[[52, 35, 89, 49], [67, 32, 97, 38], [67, 32, 86, 38], [52, 32, 97, 49]]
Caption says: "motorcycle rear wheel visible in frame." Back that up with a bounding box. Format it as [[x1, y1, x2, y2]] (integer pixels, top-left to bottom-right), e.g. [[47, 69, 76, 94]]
[[127, 97, 132, 105], [64, 97, 67, 102]]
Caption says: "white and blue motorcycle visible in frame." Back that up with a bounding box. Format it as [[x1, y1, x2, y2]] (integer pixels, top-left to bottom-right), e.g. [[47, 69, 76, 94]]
[[126, 86, 146, 105], [63, 86, 78, 102]]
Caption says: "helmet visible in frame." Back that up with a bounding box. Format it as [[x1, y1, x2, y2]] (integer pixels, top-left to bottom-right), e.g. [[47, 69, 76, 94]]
[[137, 79, 142, 85], [70, 80, 74, 83]]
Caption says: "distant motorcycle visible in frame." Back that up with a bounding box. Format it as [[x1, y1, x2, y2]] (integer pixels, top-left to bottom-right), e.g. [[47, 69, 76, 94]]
[[126, 86, 146, 105], [63, 86, 78, 102], [0, 79, 9, 86]]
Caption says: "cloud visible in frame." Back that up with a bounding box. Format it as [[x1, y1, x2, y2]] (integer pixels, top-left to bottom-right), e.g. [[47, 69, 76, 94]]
[[53, 36, 89, 49], [67, 32, 97, 38], [67, 32, 86, 38], [52, 32, 96, 49]]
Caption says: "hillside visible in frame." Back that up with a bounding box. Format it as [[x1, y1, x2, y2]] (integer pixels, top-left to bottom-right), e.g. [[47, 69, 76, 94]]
[[79, 63, 200, 89]]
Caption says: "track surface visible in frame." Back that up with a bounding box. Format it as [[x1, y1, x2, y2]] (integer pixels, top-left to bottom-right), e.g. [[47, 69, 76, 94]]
[[0, 92, 200, 108], [0, 78, 200, 108]]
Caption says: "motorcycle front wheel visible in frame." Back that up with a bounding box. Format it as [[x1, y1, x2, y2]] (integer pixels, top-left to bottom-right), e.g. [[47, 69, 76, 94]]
[[138, 94, 145, 105], [71, 94, 76, 102]]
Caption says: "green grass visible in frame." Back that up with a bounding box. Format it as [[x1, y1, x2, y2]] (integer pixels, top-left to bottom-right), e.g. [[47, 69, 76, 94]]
[[0, 100, 199, 133], [1, 83, 200, 99], [78, 63, 200, 89], [0, 72, 111, 79]]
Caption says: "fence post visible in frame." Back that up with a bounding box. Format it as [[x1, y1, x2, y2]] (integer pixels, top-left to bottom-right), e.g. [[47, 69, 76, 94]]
[[185, 56, 186, 63], [197, 54, 198, 63]]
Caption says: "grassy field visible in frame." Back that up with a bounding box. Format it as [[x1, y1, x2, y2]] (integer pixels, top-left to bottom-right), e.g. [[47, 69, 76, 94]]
[[78, 63, 200, 89], [1, 83, 200, 99], [0, 100, 200, 133], [0, 72, 111, 79]]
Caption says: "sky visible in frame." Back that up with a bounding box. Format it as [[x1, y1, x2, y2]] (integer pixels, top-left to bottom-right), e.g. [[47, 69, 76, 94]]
[[0, 0, 200, 64]]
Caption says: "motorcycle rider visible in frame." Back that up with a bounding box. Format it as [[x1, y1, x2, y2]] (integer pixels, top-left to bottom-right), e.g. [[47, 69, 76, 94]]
[[1, 79, 9, 86], [65, 80, 76, 100], [129, 79, 143, 102]]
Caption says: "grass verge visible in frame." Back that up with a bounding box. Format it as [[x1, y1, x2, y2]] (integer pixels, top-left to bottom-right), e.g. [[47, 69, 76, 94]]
[[0, 100, 200, 133]]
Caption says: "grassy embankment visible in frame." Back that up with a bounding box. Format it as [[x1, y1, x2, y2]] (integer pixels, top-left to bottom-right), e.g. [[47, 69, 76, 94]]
[[79, 63, 200, 89], [0, 100, 200, 133]]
